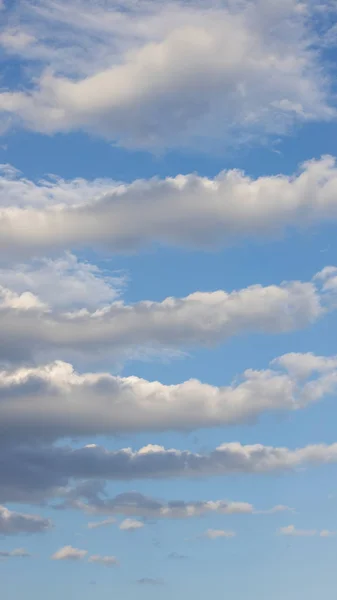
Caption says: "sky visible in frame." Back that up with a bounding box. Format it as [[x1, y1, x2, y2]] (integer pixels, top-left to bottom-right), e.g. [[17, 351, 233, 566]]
[[1, 1, 337, 599]]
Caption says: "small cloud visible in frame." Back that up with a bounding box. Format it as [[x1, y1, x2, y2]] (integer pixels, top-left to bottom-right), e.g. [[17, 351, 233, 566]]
[[119, 518, 144, 532], [88, 555, 119, 567], [168, 552, 188, 560], [51, 545, 87, 561], [0, 548, 30, 559], [279, 525, 336, 538], [203, 529, 236, 540], [137, 578, 164, 586], [87, 517, 116, 529]]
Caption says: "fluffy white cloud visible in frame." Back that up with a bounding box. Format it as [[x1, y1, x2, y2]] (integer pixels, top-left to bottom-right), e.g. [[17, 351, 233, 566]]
[[279, 525, 335, 537], [3, 156, 337, 257], [0, 505, 52, 535], [0, 0, 334, 148], [0, 548, 30, 558], [119, 518, 144, 531], [0, 352, 336, 442], [51, 545, 87, 560], [0, 264, 332, 365], [203, 529, 236, 540], [88, 554, 119, 567], [0, 253, 125, 310]]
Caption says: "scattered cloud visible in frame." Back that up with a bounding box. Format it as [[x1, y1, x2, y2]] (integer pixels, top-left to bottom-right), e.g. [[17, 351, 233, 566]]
[[51, 545, 87, 560], [0, 548, 30, 558], [168, 552, 188, 560], [279, 525, 336, 537], [203, 529, 236, 540], [88, 554, 118, 567], [119, 518, 144, 531], [0, 505, 52, 535], [137, 577, 164, 586], [87, 517, 116, 530]]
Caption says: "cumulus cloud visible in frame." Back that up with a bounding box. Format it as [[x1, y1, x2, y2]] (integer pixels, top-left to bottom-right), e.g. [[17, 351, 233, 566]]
[[1, 352, 337, 442], [0, 548, 30, 558], [0, 253, 125, 310], [3, 440, 337, 506], [279, 525, 335, 537], [75, 490, 289, 520], [0, 505, 52, 535], [203, 529, 236, 540], [88, 554, 118, 567], [51, 545, 87, 560], [3, 157, 337, 257], [0, 265, 334, 365], [0, 0, 334, 148], [119, 518, 144, 531]]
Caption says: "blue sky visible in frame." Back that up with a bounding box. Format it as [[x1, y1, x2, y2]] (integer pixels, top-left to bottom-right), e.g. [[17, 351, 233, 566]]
[[1, 1, 337, 599]]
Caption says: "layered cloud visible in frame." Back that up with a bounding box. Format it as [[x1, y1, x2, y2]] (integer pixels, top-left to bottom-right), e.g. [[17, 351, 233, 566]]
[[3, 156, 337, 257], [0, 0, 334, 148], [0, 352, 336, 442], [0, 505, 52, 535], [203, 529, 236, 540], [76, 491, 291, 521], [3, 440, 337, 506], [0, 262, 335, 365]]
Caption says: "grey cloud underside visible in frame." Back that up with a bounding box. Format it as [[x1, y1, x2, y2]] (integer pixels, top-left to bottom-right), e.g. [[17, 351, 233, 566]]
[[0, 271, 328, 365], [0, 352, 337, 442], [0, 505, 52, 535], [2, 441, 337, 504], [2, 156, 337, 258]]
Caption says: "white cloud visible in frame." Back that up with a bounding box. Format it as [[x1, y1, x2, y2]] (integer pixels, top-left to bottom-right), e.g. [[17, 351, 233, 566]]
[[51, 545, 87, 560], [1, 352, 337, 442], [0, 548, 30, 558], [0, 0, 334, 148], [119, 518, 144, 531], [87, 517, 116, 529], [279, 525, 336, 537], [0, 265, 332, 366], [3, 156, 337, 257], [0, 253, 125, 311], [88, 554, 119, 567], [0, 505, 52, 535], [203, 529, 236, 540]]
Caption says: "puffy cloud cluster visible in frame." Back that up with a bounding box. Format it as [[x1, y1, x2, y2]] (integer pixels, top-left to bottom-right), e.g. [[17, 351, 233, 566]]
[[0, 0, 334, 149]]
